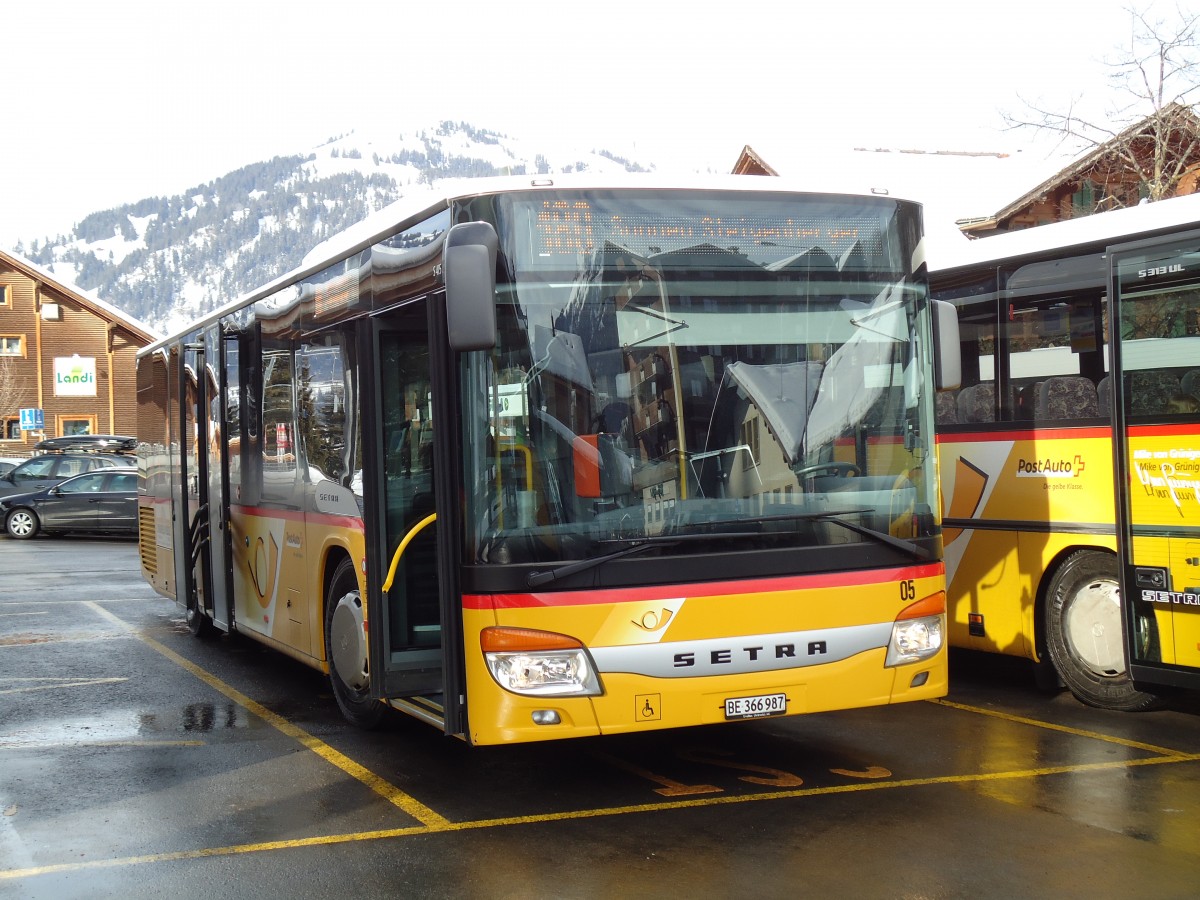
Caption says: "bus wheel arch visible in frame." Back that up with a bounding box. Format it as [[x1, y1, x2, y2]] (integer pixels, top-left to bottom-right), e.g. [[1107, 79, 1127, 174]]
[[324, 553, 385, 729], [1043, 549, 1160, 711]]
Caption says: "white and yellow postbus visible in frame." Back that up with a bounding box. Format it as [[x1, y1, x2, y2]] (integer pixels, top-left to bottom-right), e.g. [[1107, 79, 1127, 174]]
[[137, 175, 954, 744], [932, 193, 1200, 710]]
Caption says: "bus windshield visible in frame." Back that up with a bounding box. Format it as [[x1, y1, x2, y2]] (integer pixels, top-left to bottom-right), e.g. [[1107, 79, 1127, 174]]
[[462, 189, 935, 568]]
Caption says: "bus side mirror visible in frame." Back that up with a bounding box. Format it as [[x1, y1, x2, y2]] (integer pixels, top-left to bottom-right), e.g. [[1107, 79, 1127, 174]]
[[444, 221, 498, 351], [932, 299, 961, 391]]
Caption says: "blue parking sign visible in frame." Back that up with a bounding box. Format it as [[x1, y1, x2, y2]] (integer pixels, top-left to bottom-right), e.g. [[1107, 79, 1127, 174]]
[[19, 408, 44, 431]]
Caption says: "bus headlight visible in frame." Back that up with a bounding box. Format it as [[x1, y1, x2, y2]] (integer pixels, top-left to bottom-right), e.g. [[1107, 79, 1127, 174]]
[[481, 627, 603, 696], [885, 592, 946, 667]]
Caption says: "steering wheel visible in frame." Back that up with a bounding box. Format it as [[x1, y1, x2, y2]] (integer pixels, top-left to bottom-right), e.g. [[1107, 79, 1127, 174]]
[[794, 462, 861, 481]]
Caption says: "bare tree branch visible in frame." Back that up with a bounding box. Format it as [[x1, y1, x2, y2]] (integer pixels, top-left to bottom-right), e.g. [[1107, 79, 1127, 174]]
[[1007, 3, 1200, 208]]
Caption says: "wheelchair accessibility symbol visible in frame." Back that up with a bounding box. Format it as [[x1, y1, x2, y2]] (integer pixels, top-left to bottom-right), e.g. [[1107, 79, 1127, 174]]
[[635, 694, 661, 721]]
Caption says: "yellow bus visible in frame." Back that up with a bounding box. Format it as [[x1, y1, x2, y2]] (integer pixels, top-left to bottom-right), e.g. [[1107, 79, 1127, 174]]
[[137, 175, 954, 744], [932, 193, 1200, 710]]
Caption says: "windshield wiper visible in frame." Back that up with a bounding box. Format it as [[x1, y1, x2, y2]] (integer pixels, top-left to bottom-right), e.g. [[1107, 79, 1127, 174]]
[[666, 509, 931, 561], [526, 537, 680, 587], [812, 513, 931, 561], [525, 510, 930, 588]]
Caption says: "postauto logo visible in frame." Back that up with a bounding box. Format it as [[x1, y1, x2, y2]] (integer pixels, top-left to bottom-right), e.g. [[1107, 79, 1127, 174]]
[[1015, 454, 1085, 478]]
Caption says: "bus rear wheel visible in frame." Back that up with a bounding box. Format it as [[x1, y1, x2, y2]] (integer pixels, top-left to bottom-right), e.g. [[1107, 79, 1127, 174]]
[[1044, 550, 1160, 712], [325, 557, 385, 729]]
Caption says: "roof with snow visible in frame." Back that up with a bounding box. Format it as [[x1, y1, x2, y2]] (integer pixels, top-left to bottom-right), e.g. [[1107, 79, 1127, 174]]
[[0, 248, 160, 342], [729, 142, 1077, 265]]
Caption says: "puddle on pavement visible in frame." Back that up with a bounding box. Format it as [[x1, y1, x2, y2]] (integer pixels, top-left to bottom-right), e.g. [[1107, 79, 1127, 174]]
[[0, 701, 261, 748]]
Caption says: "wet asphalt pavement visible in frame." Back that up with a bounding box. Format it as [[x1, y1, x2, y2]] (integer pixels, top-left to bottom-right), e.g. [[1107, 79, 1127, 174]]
[[3, 537, 1200, 899]]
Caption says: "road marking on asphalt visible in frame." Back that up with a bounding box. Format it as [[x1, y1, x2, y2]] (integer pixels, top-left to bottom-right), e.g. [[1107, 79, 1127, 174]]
[[0, 739, 205, 749], [80, 601, 450, 829], [929, 698, 1188, 756], [0, 611, 49, 617], [0, 677, 129, 696], [3, 750, 1199, 881], [7, 605, 1196, 882]]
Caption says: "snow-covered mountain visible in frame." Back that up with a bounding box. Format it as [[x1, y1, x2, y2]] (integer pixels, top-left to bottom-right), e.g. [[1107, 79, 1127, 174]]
[[12, 121, 660, 335]]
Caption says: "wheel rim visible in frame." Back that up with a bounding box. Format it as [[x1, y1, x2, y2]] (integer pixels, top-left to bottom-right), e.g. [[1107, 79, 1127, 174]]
[[1062, 576, 1125, 678], [8, 511, 34, 537], [330, 591, 369, 692]]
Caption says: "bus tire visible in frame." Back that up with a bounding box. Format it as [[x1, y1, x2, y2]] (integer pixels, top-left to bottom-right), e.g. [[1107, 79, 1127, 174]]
[[1044, 550, 1160, 712], [325, 557, 385, 729], [185, 593, 215, 638]]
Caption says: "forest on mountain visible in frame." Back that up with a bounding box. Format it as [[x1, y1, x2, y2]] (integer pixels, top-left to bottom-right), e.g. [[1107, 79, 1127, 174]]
[[14, 122, 654, 332]]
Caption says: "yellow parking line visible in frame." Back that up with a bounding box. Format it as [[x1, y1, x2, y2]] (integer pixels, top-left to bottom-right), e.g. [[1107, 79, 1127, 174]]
[[81, 601, 450, 829], [929, 698, 1188, 757], [4, 750, 1198, 881]]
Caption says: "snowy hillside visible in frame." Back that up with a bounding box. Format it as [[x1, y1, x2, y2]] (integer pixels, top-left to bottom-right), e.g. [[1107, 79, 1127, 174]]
[[12, 121, 659, 334]]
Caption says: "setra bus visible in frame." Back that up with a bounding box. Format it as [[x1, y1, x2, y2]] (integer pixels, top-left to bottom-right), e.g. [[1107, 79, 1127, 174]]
[[136, 175, 956, 744], [932, 193, 1200, 710]]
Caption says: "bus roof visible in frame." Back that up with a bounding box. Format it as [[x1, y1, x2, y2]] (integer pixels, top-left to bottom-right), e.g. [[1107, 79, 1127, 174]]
[[140, 173, 925, 356], [930, 192, 1200, 276]]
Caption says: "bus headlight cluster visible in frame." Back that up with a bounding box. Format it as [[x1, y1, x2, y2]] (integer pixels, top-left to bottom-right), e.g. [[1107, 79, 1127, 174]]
[[481, 627, 603, 696], [885, 592, 946, 667]]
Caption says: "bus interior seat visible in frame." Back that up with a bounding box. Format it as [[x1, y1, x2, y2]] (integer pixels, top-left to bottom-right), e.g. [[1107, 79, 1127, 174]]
[[936, 391, 958, 425], [956, 383, 995, 424], [1014, 381, 1043, 419], [1181, 368, 1200, 401], [1129, 370, 1182, 416], [1097, 374, 1111, 413], [1036, 376, 1098, 420]]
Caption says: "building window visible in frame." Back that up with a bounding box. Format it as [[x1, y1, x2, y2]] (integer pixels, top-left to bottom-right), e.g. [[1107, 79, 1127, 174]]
[[2, 418, 21, 441], [0, 335, 24, 357], [59, 416, 96, 436], [0, 285, 8, 306]]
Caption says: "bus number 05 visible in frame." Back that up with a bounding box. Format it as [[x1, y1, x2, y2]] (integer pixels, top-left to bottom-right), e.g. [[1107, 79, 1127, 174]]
[[899, 580, 916, 601]]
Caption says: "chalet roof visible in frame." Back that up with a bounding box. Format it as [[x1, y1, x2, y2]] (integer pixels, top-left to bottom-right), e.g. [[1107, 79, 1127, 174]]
[[959, 102, 1200, 236], [729, 142, 1068, 261], [0, 248, 160, 343]]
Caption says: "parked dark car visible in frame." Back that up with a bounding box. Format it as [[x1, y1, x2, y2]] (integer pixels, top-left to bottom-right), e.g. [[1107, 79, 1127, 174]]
[[0, 435, 136, 500], [0, 469, 138, 539]]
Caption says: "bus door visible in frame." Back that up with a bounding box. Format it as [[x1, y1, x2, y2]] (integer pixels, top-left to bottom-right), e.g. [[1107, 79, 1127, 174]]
[[202, 324, 237, 630], [365, 303, 446, 705], [177, 327, 235, 632], [1111, 231, 1200, 690]]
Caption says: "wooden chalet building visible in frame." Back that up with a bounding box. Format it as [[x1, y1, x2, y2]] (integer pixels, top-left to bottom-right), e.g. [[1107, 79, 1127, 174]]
[[0, 249, 158, 453], [732, 103, 1200, 241], [960, 103, 1200, 236]]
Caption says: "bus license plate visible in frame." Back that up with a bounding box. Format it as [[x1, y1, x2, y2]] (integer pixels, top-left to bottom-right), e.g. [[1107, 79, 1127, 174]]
[[724, 693, 787, 720]]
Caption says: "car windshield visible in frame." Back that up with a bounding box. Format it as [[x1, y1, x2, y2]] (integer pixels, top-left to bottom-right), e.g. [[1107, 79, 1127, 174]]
[[460, 189, 938, 566]]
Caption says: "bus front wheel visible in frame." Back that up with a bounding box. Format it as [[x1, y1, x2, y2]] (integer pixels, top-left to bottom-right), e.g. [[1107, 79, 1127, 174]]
[[325, 557, 385, 729], [1044, 550, 1160, 712]]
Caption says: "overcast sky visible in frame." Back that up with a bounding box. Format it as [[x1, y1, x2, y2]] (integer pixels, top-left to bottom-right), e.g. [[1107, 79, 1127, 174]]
[[0, 0, 1163, 247]]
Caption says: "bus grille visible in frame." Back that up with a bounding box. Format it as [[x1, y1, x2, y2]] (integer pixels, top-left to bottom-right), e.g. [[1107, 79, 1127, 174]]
[[138, 507, 158, 576]]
